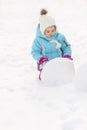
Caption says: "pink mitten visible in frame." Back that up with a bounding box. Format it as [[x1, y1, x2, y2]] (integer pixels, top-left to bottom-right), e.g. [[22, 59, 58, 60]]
[[64, 55, 73, 60], [38, 57, 49, 80], [38, 57, 49, 73], [38, 57, 49, 65]]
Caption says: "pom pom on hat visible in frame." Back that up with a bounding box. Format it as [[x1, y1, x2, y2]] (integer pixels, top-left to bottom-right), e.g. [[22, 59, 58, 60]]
[[39, 9, 56, 35], [40, 9, 48, 15]]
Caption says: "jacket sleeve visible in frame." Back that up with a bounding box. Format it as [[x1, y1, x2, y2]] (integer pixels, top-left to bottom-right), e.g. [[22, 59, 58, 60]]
[[31, 39, 43, 62], [61, 35, 72, 56]]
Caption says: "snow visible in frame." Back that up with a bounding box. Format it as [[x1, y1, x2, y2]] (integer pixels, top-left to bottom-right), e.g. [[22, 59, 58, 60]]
[[74, 61, 87, 91], [0, 0, 87, 129]]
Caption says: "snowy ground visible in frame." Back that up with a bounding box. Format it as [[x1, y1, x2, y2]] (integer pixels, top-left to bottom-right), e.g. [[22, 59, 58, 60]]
[[0, 0, 87, 129]]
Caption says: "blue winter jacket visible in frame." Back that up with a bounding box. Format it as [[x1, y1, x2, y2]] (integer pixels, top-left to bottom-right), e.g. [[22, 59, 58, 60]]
[[31, 25, 72, 62]]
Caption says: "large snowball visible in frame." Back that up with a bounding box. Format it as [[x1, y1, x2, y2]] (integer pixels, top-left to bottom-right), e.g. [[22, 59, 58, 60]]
[[41, 58, 75, 86]]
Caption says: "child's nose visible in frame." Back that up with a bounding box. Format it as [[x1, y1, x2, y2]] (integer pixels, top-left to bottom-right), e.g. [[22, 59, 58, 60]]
[[49, 32, 53, 36]]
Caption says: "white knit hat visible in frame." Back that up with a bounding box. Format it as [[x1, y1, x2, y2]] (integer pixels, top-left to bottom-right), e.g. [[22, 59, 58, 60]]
[[39, 9, 56, 35]]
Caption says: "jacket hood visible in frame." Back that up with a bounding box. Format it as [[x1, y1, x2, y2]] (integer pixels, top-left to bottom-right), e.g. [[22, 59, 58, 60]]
[[36, 24, 59, 41]]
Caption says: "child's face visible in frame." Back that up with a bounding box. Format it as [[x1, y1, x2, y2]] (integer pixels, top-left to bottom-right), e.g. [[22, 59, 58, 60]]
[[44, 26, 56, 37]]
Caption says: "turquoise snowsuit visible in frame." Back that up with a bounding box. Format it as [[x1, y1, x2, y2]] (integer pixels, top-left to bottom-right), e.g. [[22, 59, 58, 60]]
[[31, 25, 72, 63]]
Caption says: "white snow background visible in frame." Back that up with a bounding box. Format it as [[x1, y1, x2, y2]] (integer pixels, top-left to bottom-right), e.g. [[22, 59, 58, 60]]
[[0, 0, 87, 129]]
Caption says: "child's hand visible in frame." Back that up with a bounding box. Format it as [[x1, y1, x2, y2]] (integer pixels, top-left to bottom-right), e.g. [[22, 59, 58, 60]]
[[38, 57, 49, 65], [38, 57, 49, 71], [63, 55, 73, 60]]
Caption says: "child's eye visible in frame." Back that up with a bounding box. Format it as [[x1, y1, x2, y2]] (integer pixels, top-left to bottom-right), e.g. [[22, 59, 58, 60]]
[[47, 31, 50, 33], [52, 30, 55, 32]]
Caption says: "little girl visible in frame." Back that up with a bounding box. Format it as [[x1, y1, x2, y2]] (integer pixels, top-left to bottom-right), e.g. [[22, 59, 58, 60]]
[[31, 9, 73, 80]]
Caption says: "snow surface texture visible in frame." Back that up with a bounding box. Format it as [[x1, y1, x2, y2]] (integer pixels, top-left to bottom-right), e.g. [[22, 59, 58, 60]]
[[0, 0, 87, 129], [41, 58, 75, 86], [75, 61, 87, 91]]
